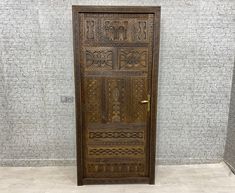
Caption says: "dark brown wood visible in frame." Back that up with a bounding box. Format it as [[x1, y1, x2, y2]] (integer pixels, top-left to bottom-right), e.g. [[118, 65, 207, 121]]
[[73, 6, 161, 186], [149, 9, 161, 184]]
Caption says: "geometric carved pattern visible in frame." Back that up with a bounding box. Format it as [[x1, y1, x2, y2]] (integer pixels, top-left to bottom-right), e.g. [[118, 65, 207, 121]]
[[119, 48, 148, 70], [111, 87, 121, 122], [87, 163, 145, 173], [85, 78, 101, 123], [107, 79, 126, 122], [89, 131, 144, 139], [132, 78, 147, 122], [88, 147, 144, 156], [92, 141, 144, 146], [85, 48, 113, 70]]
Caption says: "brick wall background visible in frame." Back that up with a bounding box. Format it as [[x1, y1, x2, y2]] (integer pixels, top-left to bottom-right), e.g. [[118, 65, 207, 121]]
[[224, 59, 235, 171], [0, 0, 234, 166]]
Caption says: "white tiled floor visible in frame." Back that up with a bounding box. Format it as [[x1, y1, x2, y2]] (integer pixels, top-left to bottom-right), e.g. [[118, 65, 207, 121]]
[[0, 162, 234, 193]]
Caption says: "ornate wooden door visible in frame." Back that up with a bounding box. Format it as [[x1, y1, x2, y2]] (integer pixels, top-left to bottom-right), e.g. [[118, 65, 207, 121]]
[[73, 6, 160, 185]]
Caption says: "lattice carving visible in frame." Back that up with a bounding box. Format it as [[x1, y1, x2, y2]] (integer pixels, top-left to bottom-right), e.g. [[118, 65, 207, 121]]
[[132, 78, 147, 122], [89, 131, 144, 139], [88, 147, 144, 156], [119, 48, 148, 70], [89, 141, 144, 146], [85, 78, 101, 122]]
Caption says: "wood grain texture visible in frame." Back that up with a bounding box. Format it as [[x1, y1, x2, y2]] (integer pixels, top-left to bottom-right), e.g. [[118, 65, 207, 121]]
[[73, 6, 160, 186]]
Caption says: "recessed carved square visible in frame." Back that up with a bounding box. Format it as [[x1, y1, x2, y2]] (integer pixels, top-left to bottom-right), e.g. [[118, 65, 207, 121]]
[[84, 48, 113, 70], [103, 20, 128, 41], [119, 48, 148, 70]]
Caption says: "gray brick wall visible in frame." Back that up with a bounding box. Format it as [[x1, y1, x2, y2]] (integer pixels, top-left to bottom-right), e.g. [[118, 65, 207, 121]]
[[0, 0, 234, 166], [224, 60, 235, 171]]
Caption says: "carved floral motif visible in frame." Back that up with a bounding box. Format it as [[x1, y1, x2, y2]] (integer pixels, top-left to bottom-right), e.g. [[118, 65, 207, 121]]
[[85, 50, 113, 69], [119, 49, 147, 69]]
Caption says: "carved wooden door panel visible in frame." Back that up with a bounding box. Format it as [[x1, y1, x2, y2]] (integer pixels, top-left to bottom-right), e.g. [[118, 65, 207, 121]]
[[73, 6, 160, 185]]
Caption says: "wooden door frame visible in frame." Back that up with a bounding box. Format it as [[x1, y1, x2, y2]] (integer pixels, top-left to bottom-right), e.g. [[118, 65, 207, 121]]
[[72, 5, 161, 186]]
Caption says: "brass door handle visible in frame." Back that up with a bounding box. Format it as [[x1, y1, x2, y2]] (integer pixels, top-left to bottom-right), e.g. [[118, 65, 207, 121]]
[[140, 94, 150, 112], [141, 100, 149, 104]]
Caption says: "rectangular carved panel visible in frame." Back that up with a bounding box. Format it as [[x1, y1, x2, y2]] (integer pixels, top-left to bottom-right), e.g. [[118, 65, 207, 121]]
[[88, 146, 145, 157], [87, 162, 146, 178], [131, 77, 148, 122], [106, 78, 127, 123], [84, 77, 102, 123], [88, 131, 144, 139], [100, 17, 150, 43], [82, 13, 152, 44], [84, 47, 114, 70], [86, 125, 146, 146], [84, 18, 98, 42], [118, 48, 148, 70]]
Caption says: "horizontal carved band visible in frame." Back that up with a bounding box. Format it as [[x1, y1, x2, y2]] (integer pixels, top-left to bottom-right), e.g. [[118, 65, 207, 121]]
[[83, 15, 151, 43], [88, 147, 144, 156], [87, 163, 145, 173], [89, 131, 144, 139]]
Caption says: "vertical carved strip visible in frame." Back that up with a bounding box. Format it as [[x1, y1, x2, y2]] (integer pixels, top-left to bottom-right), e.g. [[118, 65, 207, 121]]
[[135, 21, 147, 41], [132, 77, 147, 122], [108, 81, 121, 122], [85, 78, 102, 123], [127, 77, 133, 123], [101, 78, 107, 123], [107, 79, 127, 123], [86, 20, 95, 40]]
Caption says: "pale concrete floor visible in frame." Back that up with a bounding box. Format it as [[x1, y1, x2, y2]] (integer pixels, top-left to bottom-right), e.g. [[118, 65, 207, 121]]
[[0, 162, 234, 193]]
